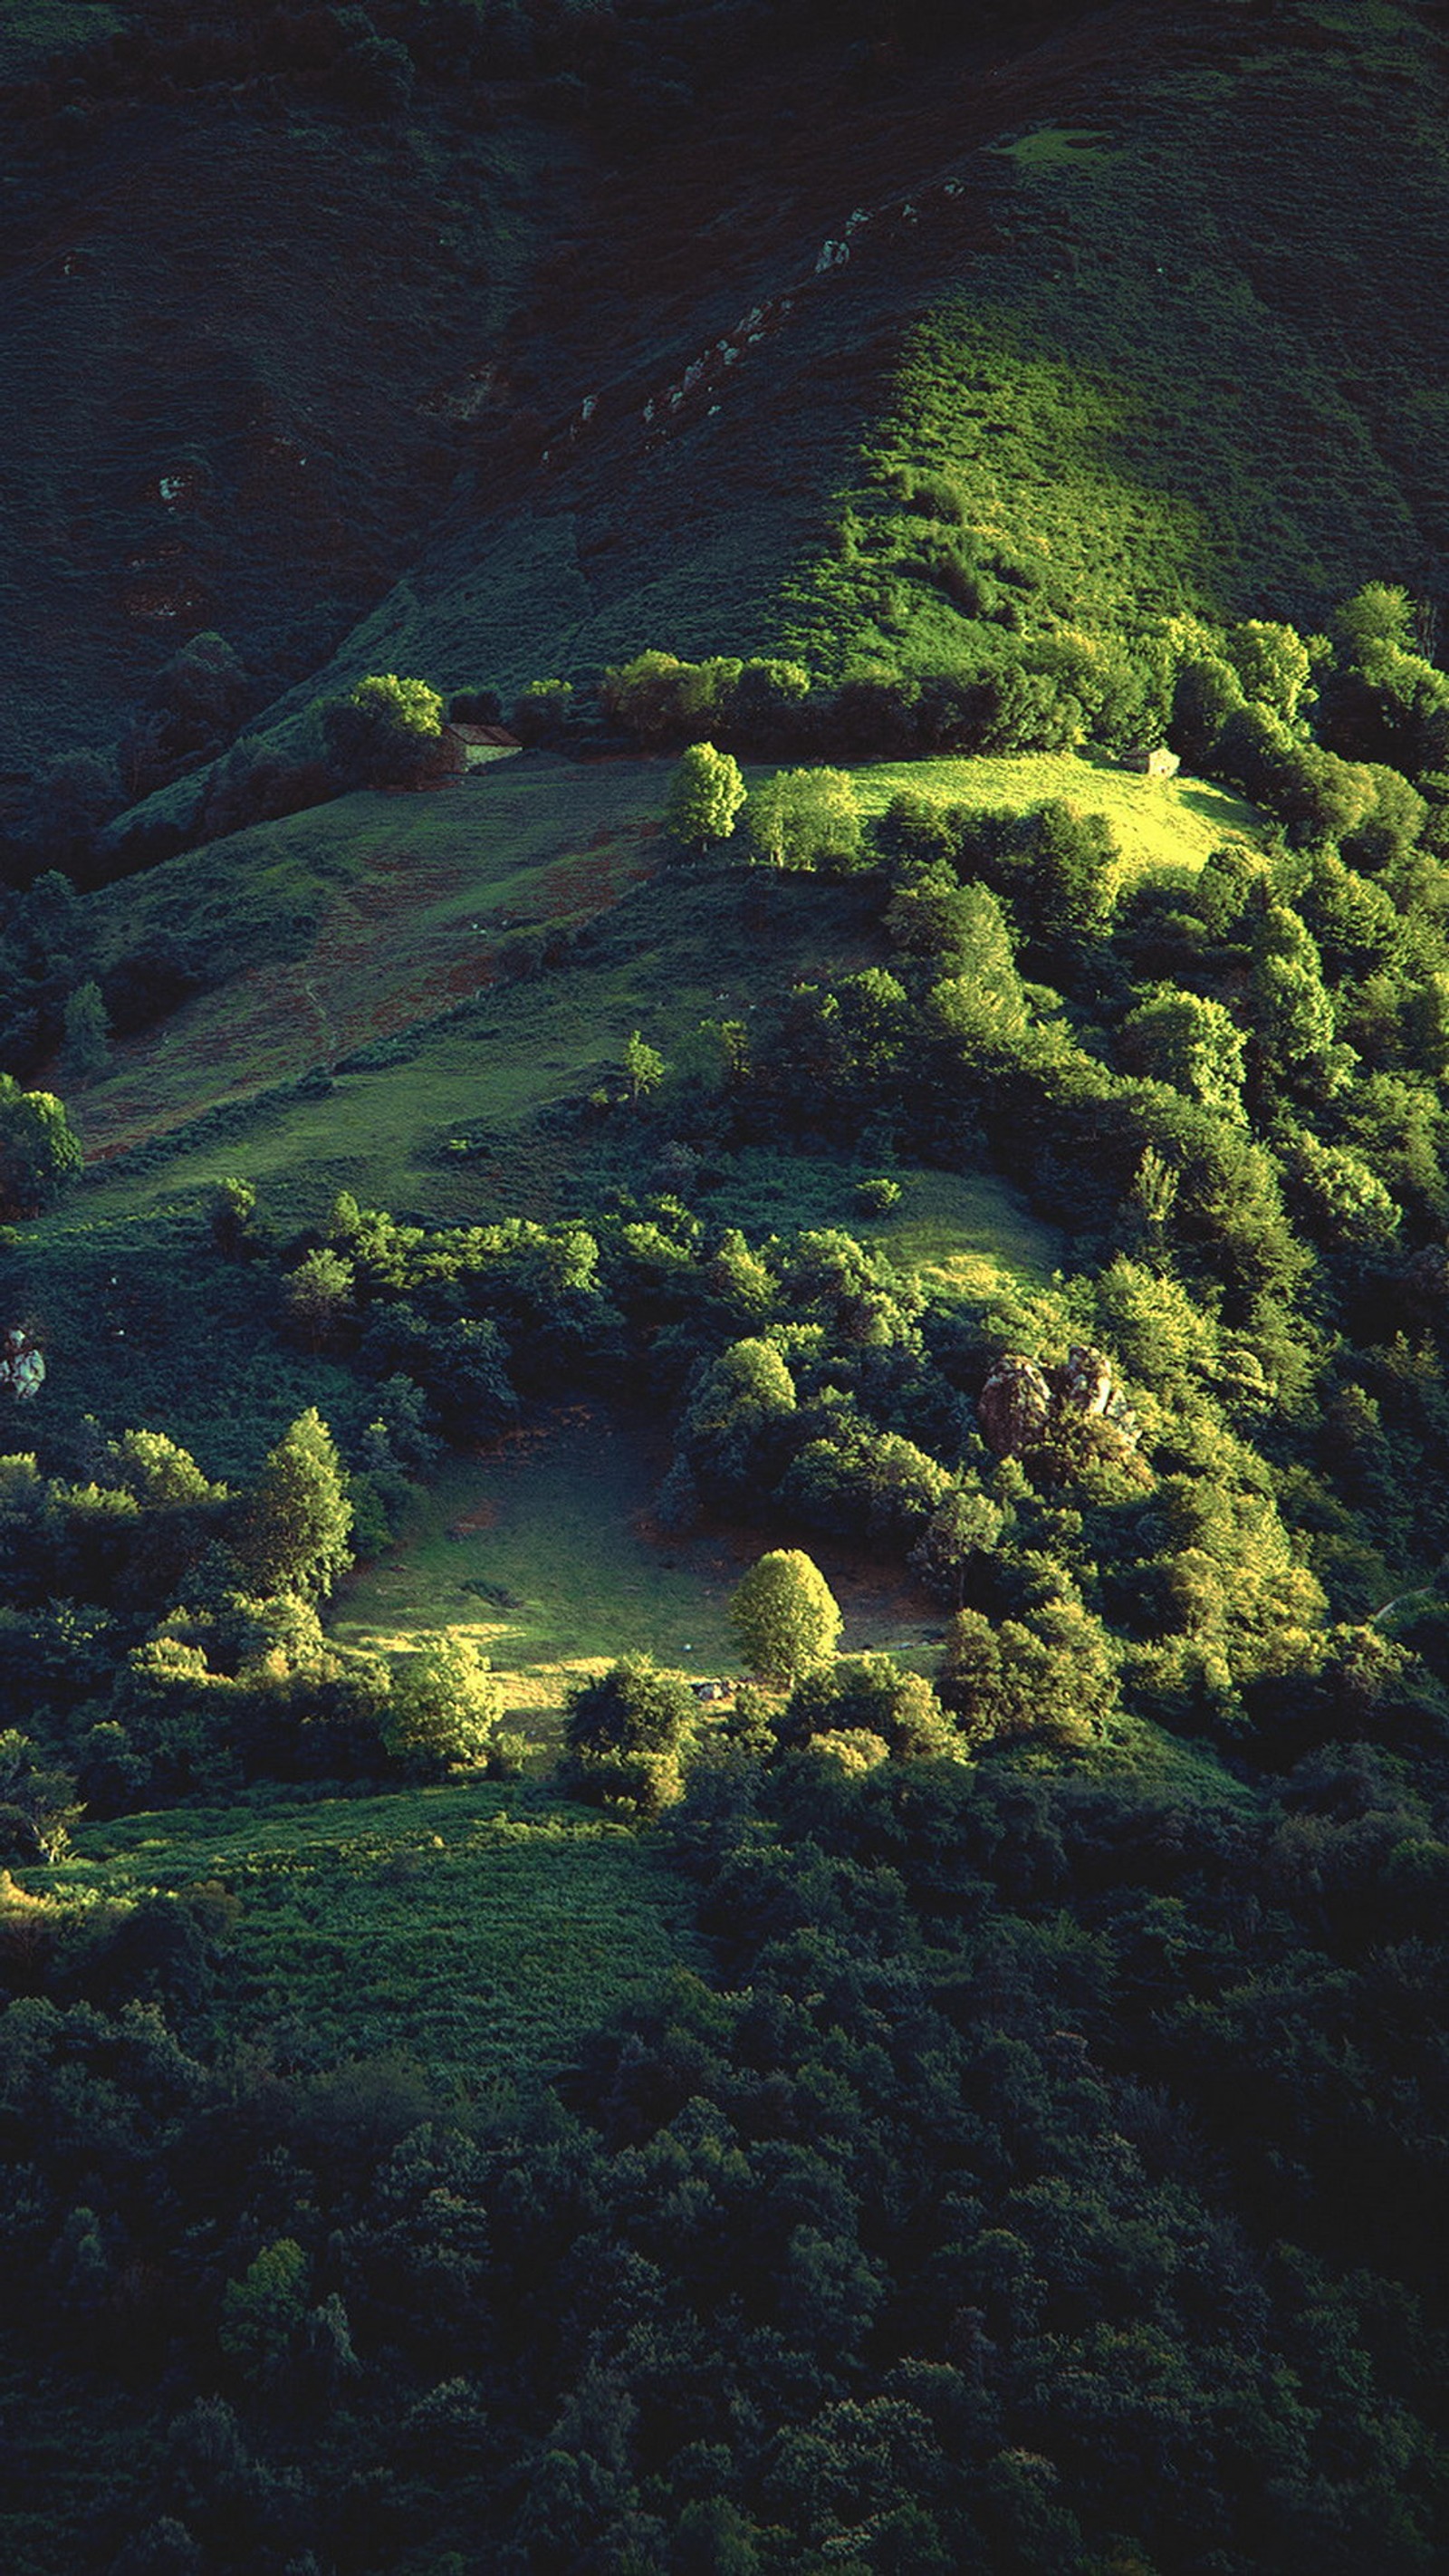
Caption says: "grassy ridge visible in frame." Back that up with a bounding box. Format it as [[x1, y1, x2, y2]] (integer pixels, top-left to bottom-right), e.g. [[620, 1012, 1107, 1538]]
[[851, 749, 1266, 888], [780, 2, 1449, 681], [64, 748, 1256, 1221]]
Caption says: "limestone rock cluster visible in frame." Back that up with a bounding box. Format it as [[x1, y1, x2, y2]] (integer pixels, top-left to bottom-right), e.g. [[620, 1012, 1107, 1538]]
[[0, 1327, 44, 1400], [977, 1343, 1137, 1458]]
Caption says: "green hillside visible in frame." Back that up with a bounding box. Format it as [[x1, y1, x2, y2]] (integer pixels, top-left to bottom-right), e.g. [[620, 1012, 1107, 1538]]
[[9, 4, 1449, 2573]]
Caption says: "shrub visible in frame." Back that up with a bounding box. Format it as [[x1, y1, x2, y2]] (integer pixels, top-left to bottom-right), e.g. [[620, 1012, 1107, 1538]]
[[561, 1655, 696, 1815], [664, 743, 745, 853], [740, 767, 862, 872], [776, 1653, 961, 1762], [321, 674, 444, 788], [0, 1075, 82, 1218], [385, 1638, 505, 1772]]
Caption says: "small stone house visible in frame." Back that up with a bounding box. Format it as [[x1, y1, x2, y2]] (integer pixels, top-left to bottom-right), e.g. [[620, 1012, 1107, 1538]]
[[1123, 745, 1181, 778]]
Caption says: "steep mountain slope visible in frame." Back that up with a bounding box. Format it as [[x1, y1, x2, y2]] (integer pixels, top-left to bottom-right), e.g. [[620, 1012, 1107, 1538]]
[[251, 0, 1449, 742]]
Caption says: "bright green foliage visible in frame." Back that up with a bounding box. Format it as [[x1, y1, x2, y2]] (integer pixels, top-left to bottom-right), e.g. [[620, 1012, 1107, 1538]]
[[235, 1408, 353, 1600], [1284, 1130, 1400, 1253], [0, 1075, 82, 1219], [284, 1248, 355, 1349], [623, 1029, 666, 1105], [941, 1601, 1120, 1751], [321, 672, 444, 787], [1227, 619, 1313, 723], [1251, 904, 1348, 1098], [62, 980, 110, 1082], [741, 767, 862, 871], [219, 2237, 309, 2379], [777, 1652, 962, 1763], [1125, 987, 1247, 1121], [731, 1548, 841, 1686], [602, 651, 742, 748], [385, 1636, 504, 1770], [1334, 583, 1417, 661], [664, 741, 746, 851]]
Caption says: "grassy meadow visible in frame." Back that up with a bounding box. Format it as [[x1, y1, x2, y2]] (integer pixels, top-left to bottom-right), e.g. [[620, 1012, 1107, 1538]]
[[63, 744, 1250, 1228], [851, 749, 1266, 890], [334, 1392, 954, 1710], [43, 1780, 703, 2087]]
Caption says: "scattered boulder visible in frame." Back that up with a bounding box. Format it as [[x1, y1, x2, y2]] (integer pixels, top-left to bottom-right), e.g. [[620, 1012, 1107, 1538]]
[[1060, 1342, 1113, 1418], [0, 1327, 44, 1400]]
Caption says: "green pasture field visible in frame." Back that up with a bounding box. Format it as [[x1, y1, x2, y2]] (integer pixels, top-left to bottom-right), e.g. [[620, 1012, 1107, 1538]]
[[700, 1149, 1060, 1301], [334, 1395, 951, 1702], [43, 1780, 703, 2088], [333, 1404, 744, 1697], [866, 1161, 1062, 1300], [852, 750, 1265, 890], [69, 741, 1252, 1234], [70, 779, 888, 1226]]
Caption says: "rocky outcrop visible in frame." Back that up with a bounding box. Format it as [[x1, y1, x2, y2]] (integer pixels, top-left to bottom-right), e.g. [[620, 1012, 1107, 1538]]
[[977, 1353, 1053, 1456], [977, 1343, 1137, 1458], [0, 1328, 44, 1400]]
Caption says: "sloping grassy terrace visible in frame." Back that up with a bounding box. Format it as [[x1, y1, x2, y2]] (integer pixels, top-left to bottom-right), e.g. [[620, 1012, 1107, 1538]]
[[44, 1781, 702, 2089]]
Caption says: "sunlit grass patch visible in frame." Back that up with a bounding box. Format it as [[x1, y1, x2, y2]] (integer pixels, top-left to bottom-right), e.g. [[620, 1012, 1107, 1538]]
[[333, 1405, 745, 1690], [863, 1165, 1062, 1300], [850, 750, 1265, 889]]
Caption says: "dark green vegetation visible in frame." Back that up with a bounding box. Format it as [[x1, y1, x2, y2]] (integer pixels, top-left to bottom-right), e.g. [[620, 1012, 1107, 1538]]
[[9, 0, 1449, 2570]]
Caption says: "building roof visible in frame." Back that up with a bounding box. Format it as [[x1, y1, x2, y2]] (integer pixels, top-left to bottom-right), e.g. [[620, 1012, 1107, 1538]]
[[444, 722, 522, 750]]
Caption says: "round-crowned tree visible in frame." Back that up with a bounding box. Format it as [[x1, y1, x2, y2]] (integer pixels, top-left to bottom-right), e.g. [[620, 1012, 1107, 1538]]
[[730, 1548, 841, 1687], [664, 741, 745, 855], [0, 1075, 82, 1219], [385, 1637, 505, 1772], [321, 673, 445, 788]]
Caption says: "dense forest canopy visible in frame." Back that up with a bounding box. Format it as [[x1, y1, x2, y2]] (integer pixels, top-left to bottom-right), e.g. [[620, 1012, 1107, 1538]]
[[6, 1, 1449, 2571]]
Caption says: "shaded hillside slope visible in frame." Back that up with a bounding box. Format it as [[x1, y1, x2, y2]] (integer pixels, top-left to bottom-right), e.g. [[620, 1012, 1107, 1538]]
[[25, 0, 1449, 867], [0, 53, 581, 776], [248, 0, 1449, 748]]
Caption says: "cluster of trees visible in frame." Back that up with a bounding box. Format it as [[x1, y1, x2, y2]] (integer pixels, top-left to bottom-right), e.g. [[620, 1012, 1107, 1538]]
[[0, 1405, 522, 1836], [5, 560, 1449, 2561], [10, 1722, 1449, 2569]]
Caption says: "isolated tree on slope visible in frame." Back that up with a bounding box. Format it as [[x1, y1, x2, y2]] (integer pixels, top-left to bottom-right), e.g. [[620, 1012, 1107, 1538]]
[[561, 1655, 696, 1815], [731, 1548, 841, 1687], [236, 1408, 353, 1600], [0, 1075, 82, 1219], [386, 1636, 504, 1769], [623, 1030, 666, 1106], [665, 741, 745, 855]]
